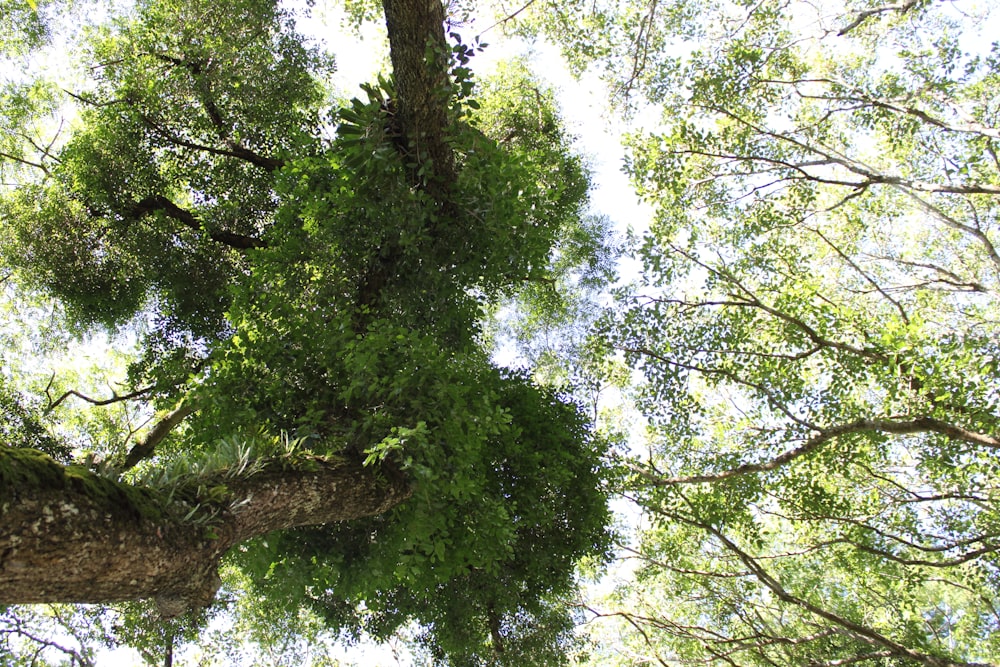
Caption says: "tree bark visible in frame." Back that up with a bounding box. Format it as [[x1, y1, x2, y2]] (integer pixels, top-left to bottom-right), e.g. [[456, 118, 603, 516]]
[[0, 448, 410, 615], [381, 0, 456, 190]]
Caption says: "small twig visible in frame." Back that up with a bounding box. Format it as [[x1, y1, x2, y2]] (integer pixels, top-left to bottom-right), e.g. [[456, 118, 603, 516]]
[[477, 0, 538, 36]]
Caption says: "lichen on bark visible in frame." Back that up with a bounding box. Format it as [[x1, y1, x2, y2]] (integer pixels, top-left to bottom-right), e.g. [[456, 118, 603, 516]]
[[0, 447, 410, 614]]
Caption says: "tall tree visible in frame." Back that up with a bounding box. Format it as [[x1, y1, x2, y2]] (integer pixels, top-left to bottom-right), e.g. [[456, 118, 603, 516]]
[[0, 0, 611, 662], [514, 0, 1000, 664]]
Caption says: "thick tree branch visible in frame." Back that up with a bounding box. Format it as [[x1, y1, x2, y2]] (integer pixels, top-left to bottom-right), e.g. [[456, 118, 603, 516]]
[[0, 448, 411, 615], [120, 402, 197, 473]]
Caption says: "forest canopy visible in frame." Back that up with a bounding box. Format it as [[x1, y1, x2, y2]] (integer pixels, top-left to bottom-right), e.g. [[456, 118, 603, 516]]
[[2, 0, 1000, 665]]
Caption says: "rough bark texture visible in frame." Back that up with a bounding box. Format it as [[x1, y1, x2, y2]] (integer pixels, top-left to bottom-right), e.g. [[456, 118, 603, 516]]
[[0, 448, 410, 614], [381, 0, 456, 190]]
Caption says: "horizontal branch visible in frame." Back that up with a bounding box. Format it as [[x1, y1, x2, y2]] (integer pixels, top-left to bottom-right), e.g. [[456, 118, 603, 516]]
[[837, 536, 1000, 569], [0, 448, 411, 615], [137, 113, 283, 173], [131, 195, 266, 250], [698, 104, 1000, 195], [838, 0, 921, 36], [634, 416, 1000, 486], [45, 380, 156, 413]]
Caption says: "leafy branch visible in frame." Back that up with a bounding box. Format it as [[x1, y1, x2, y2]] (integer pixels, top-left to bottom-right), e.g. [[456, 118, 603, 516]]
[[674, 495, 994, 667]]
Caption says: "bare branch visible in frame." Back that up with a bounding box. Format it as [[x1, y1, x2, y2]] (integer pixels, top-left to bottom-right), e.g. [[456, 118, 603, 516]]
[[45, 379, 156, 413], [894, 188, 1000, 273], [838, 0, 922, 36], [581, 606, 672, 667]]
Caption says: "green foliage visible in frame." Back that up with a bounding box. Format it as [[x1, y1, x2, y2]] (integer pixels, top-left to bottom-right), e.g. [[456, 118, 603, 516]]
[[527, 0, 1000, 664], [0, 0, 52, 54], [2, 0, 333, 340], [0, 381, 69, 460], [226, 367, 610, 664], [0, 0, 613, 662]]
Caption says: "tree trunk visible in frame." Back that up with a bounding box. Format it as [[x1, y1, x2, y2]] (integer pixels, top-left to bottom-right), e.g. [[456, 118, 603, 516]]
[[0, 448, 410, 615], [381, 0, 456, 190]]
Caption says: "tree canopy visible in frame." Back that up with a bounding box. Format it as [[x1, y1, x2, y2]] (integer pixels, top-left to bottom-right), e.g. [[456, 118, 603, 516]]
[[516, 0, 1000, 664], [3, 0, 1000, 664], [0, 0, 611, 663]]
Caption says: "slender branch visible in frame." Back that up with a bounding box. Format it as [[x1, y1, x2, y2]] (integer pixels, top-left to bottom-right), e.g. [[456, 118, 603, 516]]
[[582, 607, 671, 667], [45, 377, 156, 413], [131, 195, 266, 250], [137, 113, 283, 172], [863, 253, 989, 292], [894, 187, 1000, 272], [840, 537, 1000, 569], [702, 104, 1000, 196], [617, 543, 753, 578], [120, 402, 197, 472], [630, 415, 1000, 487], [624, 422, 835, 486], [477, 0, 538, 35], [838, 0, 922, 36], [0, 622, 93, 667], [667, 243, 883, 359], [798, 90, 1000, 139], [812, 651, 897, 666], [615, 0, 658, 103], [617, 344, 818, 429], [61, 88, 127, 108], [678, 500, 993, 667], [0, 150, 50, 175], [808, 226, 909, 324]]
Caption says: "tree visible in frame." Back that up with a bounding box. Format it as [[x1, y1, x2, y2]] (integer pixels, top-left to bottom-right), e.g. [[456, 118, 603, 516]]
[[512, 0, 1000, 664], [0, 0, 611, 662]]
